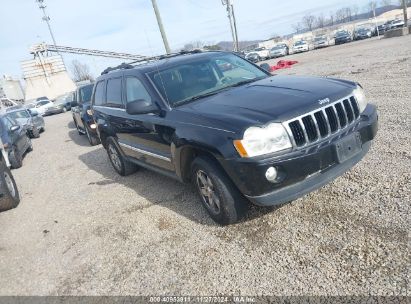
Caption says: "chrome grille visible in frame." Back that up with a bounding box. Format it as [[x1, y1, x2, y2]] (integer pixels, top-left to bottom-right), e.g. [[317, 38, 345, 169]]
[[284, 96, 361, 148]]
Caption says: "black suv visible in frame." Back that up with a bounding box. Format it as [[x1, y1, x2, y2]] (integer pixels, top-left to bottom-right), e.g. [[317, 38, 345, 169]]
[[92, 51, 378, 225]]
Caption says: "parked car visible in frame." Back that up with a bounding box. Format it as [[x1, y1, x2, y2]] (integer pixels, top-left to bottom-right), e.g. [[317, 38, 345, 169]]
[[292, 40, 309, 53], [354, 28, 372, 40], [27, 99, 55, 116], [5, 106, 45, 138], [52, 93, 72, 113], [252, 47, 270, 60], [71, 84, 100, 146], [385, 19, 404, 31], [0, 151, 20, 212], [245, 52, 260, 63], [334, 30, 352, 45], [91, 51, 378, 225], [269, 44, 289, 58], [373, 24, 386, 36], [313, 35, 330, 49], [0, 115, 32, 169]]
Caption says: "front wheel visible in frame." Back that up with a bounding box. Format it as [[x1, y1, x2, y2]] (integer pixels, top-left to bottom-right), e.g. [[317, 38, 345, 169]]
[[9, 147, 22, 169], [191, 156, 248, 225], [0, 162, 20, 212], [106, 137, 138, 176], [31, 127, 40, 138], [85, 124, 100, 146]]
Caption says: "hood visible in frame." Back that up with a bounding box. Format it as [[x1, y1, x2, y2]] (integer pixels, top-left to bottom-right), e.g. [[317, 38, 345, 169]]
[[175, 75, 356, 132]]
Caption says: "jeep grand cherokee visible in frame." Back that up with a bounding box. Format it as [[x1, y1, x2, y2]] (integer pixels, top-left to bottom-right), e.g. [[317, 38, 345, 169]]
[[91, 51, 378, 225]]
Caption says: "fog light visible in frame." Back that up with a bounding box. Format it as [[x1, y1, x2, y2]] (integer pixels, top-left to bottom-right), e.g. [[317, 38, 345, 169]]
[[265, 166, 278, 182], [90, 123, 96, 129]]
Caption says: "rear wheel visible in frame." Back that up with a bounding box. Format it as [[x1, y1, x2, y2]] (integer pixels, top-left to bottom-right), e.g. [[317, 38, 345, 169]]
[[191, 156, 248, 225], [0, 162, 20, 212], [31, 127, 40, 138], [106, 137, 138, 176], [26, 138, 33, 152]]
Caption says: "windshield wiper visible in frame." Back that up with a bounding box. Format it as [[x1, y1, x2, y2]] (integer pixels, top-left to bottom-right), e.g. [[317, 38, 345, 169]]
[[227, 76, 267, 88], [173, 88, 229, 106]]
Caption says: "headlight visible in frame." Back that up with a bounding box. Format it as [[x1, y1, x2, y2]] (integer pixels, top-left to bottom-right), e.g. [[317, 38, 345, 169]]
[[233, 123, 292, 157], [353, 85, 368, 113]]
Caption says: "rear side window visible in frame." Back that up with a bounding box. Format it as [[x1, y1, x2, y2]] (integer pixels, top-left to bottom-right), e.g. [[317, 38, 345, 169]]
[[106, 78, 123, 107], [79, 85, 93, 102], [125, 77, 151, 103], [94, 81, 105, 106]]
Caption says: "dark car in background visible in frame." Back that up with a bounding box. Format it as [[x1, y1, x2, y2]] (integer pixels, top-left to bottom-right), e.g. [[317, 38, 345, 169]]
[[51, 93, 72, 114], [91, 51, 378, 225], [5, 106, 45, 138], [0, 115, 32, 169], [373, 24, 386, 36], [354, 28, 372, 40], [71, 84, 100, 146], [334, 30, 352, 45]]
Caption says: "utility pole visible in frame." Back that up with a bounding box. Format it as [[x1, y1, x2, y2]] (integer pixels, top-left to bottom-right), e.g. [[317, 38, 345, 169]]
[[151, 0, 171, 54], [222, 0, 239, 51], [402, 0, 408, 28], [36, 0, 58, 48]]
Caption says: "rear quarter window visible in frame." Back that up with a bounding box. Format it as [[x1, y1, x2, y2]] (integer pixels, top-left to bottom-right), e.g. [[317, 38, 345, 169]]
[[94, 81, 105, 106]]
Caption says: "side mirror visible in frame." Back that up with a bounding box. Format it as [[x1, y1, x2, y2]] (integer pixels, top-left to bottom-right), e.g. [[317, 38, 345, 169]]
[[126, 99, 158, 115], [10, 125, 20, 132], [260, 63, 271, 72]]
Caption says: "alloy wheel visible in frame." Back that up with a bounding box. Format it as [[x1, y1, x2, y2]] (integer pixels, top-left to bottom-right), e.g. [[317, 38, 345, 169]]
[[196, 170, 221, 214], [108, 144, 122, 171], [3, 171, 16, 198]]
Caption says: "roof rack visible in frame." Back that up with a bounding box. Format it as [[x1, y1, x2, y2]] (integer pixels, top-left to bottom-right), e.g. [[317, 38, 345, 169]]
[[100, 49, 205, 75]]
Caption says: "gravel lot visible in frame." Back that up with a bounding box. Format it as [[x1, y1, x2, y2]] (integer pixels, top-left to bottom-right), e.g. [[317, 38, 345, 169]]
[[0, 35, 410, 296]]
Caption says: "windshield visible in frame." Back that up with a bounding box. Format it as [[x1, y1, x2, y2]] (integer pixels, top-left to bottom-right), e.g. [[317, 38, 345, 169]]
[[336, 31, 347, 37], [79, 84, 93, 102], [255, 47, 265, 51], [272, 45, 285, 50], [294, 41, 306, 46], [149, 53, 268, 107], [314, 36, 325, 41], [8, 110, 30, 120]]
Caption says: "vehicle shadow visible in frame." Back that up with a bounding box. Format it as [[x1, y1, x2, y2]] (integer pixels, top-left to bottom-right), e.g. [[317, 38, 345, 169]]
[[68, 130, 90, 147], [67, 120, 76, 129], [78, 147, 283, 226]]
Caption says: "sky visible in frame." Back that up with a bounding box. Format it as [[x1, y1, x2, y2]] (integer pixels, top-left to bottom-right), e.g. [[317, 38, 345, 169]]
[[0, 0, 372, 80]]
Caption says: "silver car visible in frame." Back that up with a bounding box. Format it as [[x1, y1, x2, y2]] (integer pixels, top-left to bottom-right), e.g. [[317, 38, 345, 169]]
[[269, 44, 289, 58]]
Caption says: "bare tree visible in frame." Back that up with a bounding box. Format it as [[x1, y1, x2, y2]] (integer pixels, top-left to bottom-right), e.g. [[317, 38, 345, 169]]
[[292, 22, 304, 33], [302, 14, 316, 31], [335, 8, 346, 23], [380, 0, 391, 5], [328, 12, 335, 26], [70, 60, 94, 82], [368, 1, 378, 16], [352, 5, 359, 19], [316, 14, 326, 28]]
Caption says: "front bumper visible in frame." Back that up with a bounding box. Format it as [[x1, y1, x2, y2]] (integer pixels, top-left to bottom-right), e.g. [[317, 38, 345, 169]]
[[221, 104, 378, 206], [44, 107, 63, 115]]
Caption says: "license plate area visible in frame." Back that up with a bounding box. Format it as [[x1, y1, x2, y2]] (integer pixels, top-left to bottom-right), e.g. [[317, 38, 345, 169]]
[[333, 132, 362, 163]]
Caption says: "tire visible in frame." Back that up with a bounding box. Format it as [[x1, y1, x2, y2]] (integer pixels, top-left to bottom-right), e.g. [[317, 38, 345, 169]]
[[85, 124, 100, 146], [26, 138, 33, 152], [31, 127, 40, 138], [62, 107, 67, 113], [106, 137, 138, 176], [0, 162, 20, 212], [74, 119, 83, 135], [191, 156, 248, 225], [8, 147, 22, 169]]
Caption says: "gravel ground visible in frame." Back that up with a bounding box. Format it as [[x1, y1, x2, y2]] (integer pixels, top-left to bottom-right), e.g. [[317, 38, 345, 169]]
[[0, 35, 410, 296]]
